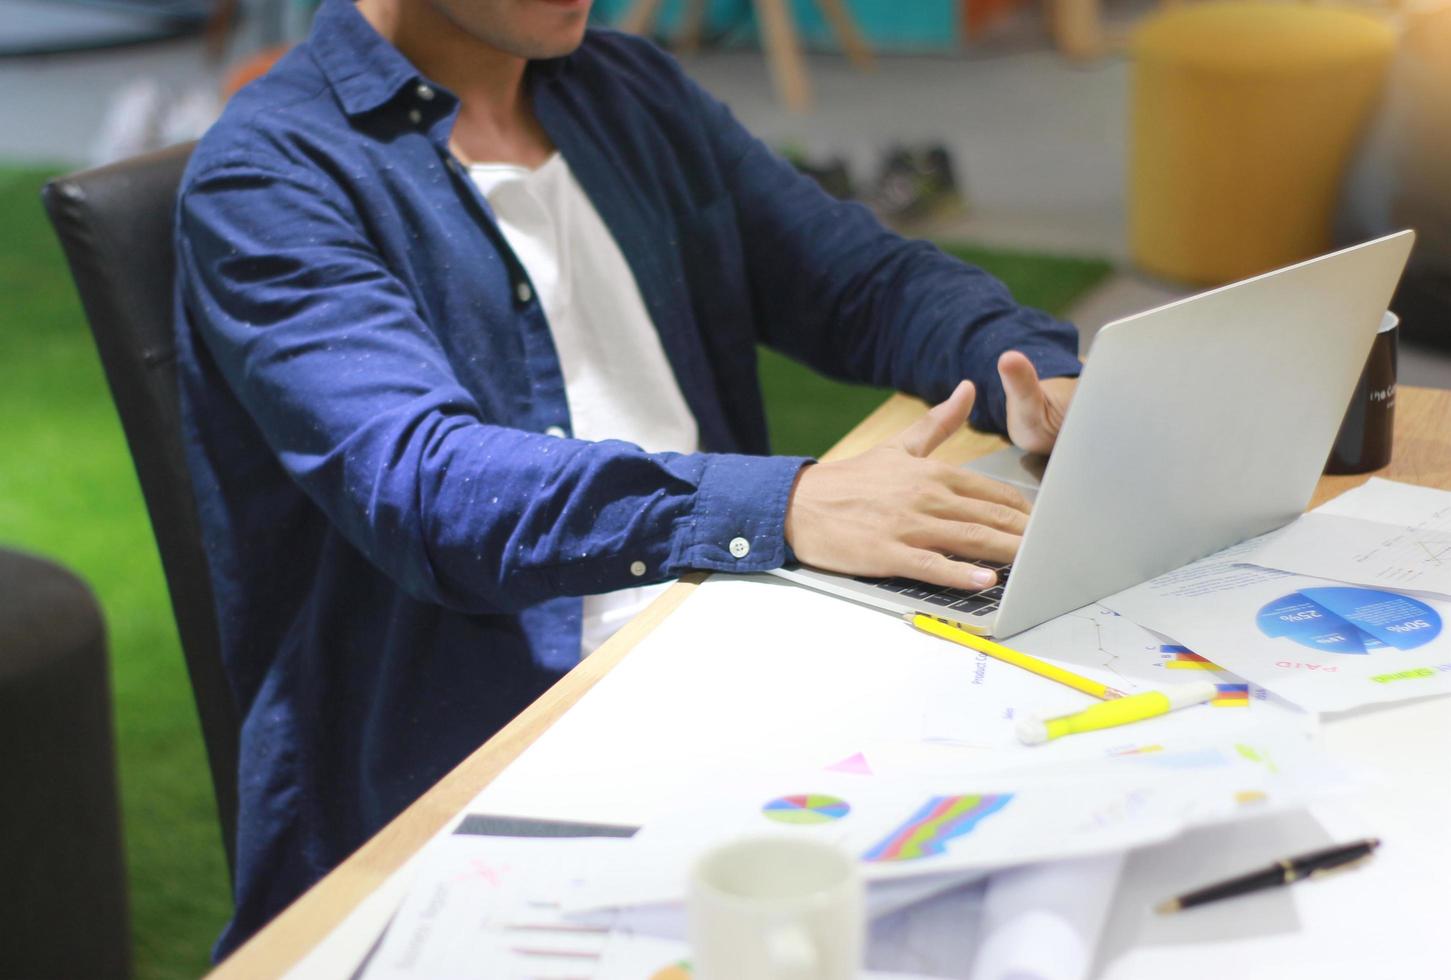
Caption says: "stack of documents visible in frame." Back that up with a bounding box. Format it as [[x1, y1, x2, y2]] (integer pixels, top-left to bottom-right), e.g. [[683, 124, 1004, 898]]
[[362, 827, 1125, 980]]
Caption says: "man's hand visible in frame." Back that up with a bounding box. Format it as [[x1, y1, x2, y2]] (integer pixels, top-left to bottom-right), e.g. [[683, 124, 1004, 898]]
[[999, 350, 1076, 455], [784, 381, 1032, 591]]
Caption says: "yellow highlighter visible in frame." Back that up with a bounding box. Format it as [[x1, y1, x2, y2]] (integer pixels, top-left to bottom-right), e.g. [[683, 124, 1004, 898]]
[[1015, 683, 1218, 745], [907, 613, 1125, 701]]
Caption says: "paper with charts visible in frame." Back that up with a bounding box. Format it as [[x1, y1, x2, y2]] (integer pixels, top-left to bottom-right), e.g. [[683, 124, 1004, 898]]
[[916, 599, 1305, 754], [1103, 534, 1451, 713], [358, 830, 1113, 980], [470, 578, 1316, 841], [1246, 478, 1451, 598], [361, 835, 619, 980], [565, 725, 1347, 912]]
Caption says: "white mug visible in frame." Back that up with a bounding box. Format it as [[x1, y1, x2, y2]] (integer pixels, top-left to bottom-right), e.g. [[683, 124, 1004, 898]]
[[688, 836, 863, 980]]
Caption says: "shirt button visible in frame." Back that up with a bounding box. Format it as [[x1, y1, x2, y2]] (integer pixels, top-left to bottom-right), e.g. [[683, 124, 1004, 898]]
[[416, 82, 435, 101], [729, 537, 751, 559], [544, 425, 566, 438], [408, 107, 423, 125], [629, 560, 647, 577], [515, 281, 533, 304]]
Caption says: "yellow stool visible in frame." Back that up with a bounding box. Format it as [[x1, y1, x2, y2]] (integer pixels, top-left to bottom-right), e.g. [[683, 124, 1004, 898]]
[[1130, 3, 1395, 285]]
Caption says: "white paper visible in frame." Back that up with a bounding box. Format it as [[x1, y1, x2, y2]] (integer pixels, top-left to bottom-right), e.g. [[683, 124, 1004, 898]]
[[866, 878, 986, 977], [1247, 478, 1451, 597], [471, 579, 1310, 828], [968, 854, 1122, 980], [567, 727, 1346, 912], [361, 835, 629, 980], [593, 930, 692, 979], [1103, 534, 1451, 713]]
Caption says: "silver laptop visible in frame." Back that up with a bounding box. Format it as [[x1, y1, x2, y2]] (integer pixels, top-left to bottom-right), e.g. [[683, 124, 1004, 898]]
[[771, 231, 1415, 638]]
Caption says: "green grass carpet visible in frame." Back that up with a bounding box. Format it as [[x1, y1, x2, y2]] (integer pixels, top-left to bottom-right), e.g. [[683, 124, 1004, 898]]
[[0, 163, 1109, 980]]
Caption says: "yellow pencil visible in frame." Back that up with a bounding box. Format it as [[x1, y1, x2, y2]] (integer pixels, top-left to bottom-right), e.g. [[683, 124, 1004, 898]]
[[906, 612, 1126, 701]]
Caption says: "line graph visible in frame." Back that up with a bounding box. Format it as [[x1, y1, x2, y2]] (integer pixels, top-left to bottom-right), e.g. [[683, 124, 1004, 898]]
[[1413, 537, 1451, 567], [1010, 606, 1235, 696], [1251, 483, 1451, 596], [1334, 501, 1451, 586], [1014, 605, 1155, 689]]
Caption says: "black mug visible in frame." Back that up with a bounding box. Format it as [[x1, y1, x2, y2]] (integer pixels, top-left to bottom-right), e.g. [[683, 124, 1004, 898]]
[[1325, 311, 1398, 475]]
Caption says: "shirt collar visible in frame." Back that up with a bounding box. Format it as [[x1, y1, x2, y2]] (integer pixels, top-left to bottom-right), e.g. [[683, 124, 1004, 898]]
[[308, 0, 423, 117], [307, 0, 569, 119]]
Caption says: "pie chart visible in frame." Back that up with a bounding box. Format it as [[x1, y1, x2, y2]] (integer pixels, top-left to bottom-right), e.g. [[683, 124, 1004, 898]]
[[761, 794, 851, 825], [1257, 587, 1441, 653]]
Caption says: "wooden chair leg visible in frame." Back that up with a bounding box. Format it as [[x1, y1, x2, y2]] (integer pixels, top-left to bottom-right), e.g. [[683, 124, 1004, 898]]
[[753, 0, 813, 112], [620, 0, 667, 37], [677, 0, 709, 55], [1050, 0, 1106, 60], [815, 0, 877, 71]]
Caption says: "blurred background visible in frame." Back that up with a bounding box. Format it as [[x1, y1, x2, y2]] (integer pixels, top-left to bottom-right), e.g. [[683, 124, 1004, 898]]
[[1, 2, 1448, 978]]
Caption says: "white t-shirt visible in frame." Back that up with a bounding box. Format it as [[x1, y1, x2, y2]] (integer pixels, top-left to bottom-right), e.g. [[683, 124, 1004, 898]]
[[469, 153, 699, 657]]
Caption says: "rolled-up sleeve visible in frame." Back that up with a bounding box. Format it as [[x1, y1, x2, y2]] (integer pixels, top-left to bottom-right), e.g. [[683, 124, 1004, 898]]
[[177, 160, 809, 614]]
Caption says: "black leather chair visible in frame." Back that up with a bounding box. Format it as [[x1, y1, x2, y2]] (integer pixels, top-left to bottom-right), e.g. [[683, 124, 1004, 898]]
[[42, 144, 240, 884]]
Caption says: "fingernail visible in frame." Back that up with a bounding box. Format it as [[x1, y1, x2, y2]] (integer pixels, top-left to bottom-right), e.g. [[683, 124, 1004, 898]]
[[972, 569, 996, 587]]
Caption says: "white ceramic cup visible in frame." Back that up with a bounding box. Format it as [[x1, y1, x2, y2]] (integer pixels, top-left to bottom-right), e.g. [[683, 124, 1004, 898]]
[[688, 836, 863, 980]]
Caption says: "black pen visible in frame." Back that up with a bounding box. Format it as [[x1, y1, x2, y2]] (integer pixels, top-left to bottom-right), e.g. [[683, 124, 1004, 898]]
[[1155, 838, 1381, 914]]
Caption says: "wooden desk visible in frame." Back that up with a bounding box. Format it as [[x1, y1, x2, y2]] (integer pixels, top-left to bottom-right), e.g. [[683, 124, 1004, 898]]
[[211, 386, 1451, 979]]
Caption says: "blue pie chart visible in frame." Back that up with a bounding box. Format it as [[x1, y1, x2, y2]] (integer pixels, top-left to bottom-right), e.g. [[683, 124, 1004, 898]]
[[1257, 587, 1441, 653]]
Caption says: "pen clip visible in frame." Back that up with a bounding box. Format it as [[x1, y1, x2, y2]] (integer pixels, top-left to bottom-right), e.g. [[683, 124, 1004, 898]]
[[1307, 854, 1375, 881]]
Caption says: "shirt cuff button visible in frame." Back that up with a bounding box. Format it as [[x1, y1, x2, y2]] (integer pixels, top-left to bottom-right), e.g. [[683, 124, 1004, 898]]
[[515, 281, 533, 304], [729, 537, 751, 559], [544, 425, 566, 438], [629, 560, 647, 577]]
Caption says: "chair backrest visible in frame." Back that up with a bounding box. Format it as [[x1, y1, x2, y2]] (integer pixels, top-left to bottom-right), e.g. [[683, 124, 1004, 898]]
[[42, 144, 239, 884]]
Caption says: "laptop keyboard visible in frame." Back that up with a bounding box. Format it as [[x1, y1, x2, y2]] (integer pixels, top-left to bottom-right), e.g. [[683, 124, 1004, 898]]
[[852, 561, 1012, 621]]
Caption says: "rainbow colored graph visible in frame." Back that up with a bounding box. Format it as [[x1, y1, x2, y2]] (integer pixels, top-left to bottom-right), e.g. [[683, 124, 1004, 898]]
[[1213, 683, 1250, 707], [1160, 645, 1224, 671], [861, 794, 1011, 862]]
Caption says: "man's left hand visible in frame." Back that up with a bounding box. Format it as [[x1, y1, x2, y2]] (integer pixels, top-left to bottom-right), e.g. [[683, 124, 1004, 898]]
[[997, 350, 1077, 455]]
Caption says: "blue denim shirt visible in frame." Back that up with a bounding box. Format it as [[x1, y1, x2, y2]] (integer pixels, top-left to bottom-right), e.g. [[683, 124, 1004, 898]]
[[175, 0, 1080, 955]]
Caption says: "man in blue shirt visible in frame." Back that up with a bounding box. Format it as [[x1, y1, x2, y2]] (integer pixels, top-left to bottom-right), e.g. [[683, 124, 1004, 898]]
[[176, 0, 1083, 955]]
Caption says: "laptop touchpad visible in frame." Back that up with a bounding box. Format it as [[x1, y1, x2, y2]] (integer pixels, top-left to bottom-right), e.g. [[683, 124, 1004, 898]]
[[961, 446, 1044, 503]]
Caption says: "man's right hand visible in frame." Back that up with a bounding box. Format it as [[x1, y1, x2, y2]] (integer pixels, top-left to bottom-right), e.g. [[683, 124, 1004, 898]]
[[783, 381, 1031, 591]]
